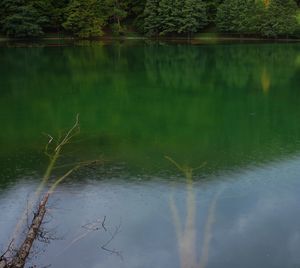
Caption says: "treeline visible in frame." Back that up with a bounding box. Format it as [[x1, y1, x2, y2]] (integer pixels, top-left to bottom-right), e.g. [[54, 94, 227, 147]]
[[0, 0, 299, 38]]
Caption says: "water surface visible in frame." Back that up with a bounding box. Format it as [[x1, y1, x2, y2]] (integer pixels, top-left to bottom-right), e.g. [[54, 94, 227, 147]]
[[0, 41, 300, 267]]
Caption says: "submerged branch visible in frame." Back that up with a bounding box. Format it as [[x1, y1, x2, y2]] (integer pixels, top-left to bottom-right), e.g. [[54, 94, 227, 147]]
[[101, 220, 123, 260], [10, 194, 49, 268], [8, 115, 81, 249], [2, 115, 102, 268]]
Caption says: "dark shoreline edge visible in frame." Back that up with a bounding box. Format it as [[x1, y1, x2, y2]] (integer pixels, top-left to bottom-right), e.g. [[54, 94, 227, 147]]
[[1, 34, 300, 43]]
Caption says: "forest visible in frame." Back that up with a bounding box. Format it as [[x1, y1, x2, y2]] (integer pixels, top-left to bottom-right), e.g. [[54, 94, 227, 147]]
[[0, 0, 300, 39]]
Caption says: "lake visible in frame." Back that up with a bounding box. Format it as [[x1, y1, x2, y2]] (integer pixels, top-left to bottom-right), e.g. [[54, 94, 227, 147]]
[[1, 41, 300, 268]]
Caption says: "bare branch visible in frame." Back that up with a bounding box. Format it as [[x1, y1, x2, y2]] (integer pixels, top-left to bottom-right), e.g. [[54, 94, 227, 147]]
[[101, 219, 122, 260], [102, 216, 107, 232], [5, 115, 104, 268], [49, 160, 101, 194], [193, 162, 207, 171], [55, 114, 80, 152], [42, 133, 54, 159], [165, 155, 206, 175], [53, 158, 104, 170], [82, 217, 105, 231], [164, 156, 185, 172], [62, 217, 106, 253], [0, 240, 14, 261]]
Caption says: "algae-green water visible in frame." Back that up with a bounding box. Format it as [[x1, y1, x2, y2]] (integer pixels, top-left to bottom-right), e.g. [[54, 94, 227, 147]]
[[1, 41, 300, 268]]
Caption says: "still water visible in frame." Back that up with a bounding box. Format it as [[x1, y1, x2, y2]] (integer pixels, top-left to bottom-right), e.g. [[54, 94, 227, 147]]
[[0, 41, 300, 267]]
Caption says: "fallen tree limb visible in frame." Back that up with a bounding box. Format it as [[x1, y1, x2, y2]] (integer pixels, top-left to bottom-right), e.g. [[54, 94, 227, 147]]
[[1, 115, 102, 268], [4, 160, 99, 268], [0, 260, 7, 268], [9, 194, 49, 268]]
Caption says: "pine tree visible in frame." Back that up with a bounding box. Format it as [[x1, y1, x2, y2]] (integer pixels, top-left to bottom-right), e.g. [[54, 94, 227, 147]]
[[43, 0, 70, 31], [216, 0, 298, 37], [260, 0, 298, 37], [206, 0, 224, 23], [125, 0, 146, 32], [179, 0, 207, 36], [107, 0, 128, 35], [235, 0, 261, 34], [143, 0, 160, 36], [0, 0, 48, 37], [216, 0, 260, 34], [158, 0, 177, 35], [63, 0, 110, 38], [216, 0, 237, 32], [129, 0, 146, 15], [144, 0, 207, 36]]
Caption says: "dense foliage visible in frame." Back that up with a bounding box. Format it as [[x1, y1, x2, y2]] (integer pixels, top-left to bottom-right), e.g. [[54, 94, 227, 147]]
[[216, 0, 299, 37], [0, 0, 299, 38], [62, 0, 109, 38], [144, 0, 208, 36], [0, 0, 48, 37]]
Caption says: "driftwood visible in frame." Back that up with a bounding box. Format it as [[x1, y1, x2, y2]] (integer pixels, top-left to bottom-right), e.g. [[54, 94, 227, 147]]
[[9, 194, 49, 268], [1, 115, 101, 268]]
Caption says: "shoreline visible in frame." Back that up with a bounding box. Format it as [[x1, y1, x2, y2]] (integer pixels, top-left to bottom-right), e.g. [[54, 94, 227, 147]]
[[1, 35, 300, 44]]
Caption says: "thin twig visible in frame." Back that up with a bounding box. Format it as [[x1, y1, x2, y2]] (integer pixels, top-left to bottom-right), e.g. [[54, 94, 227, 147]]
[[164, 156, 185, 172], [101, 220, 122, 259], [102, 216, 107, 232], [55, 114, 80, 152], [42, 133, 54, 159], [0, 240, 14, 260], [49, 160, 101, 194], [62, 217, 107, 254]]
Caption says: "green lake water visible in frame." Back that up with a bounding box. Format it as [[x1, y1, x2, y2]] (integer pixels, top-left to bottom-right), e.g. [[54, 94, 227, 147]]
[[1, 41, 300, 267]]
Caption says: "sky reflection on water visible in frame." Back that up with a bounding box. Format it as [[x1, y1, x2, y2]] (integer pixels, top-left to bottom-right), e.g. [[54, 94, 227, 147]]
[[1, 155, 300, 267]]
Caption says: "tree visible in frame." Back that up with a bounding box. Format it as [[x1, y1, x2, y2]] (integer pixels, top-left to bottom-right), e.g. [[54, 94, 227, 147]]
[[128, 0, 147, 16], [260, 0, 298, 37], [0, 4, 5, 30], [124, 0, 146, 31], [205, 0, 225, 23], [235, 0, 261, 34], [216, 0, 298, 37], [63, 0, 110, 38], [0, 0, 48, 37], [179, 0, 208, 36], [144, 0, 207, 36], [158, 0, 178, 35], [0, 0, 298, 38], [42, 0, 70, 32], [216, 0, 260, 34], [108, 0, 128, 35], [143, 0, 160, 36]]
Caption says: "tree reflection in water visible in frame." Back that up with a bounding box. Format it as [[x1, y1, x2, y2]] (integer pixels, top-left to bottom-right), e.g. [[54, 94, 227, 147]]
[[166, 156, 223, 268]]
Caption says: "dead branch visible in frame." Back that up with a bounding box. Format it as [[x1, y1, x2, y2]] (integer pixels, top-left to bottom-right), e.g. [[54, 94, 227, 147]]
[[101, 220, 122, 260], [10, 194, 49, 268], [0, 240, 14, 268], [0, 260, 7, 268], [82, 217, 106, 232], [61, 216, 107, 254], [61, 217, 122, 260], [101, 216, 107, 232], [54, 114, 80, 152], [0, 241, 14, 261], [2, 115, 102, 268]]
